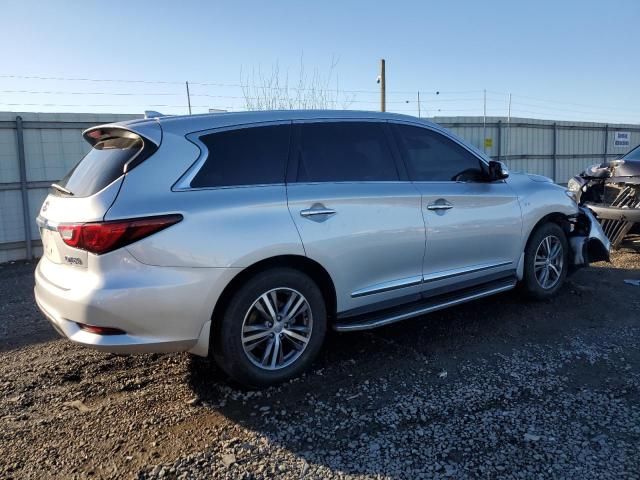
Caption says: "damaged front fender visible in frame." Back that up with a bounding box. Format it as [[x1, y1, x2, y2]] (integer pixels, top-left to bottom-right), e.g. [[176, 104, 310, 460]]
[[569, 207, 611, 268]]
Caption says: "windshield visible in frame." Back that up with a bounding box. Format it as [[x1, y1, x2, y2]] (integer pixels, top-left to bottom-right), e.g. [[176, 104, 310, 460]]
[[622, 145, 640, 161], [55, 135, 143, 197]]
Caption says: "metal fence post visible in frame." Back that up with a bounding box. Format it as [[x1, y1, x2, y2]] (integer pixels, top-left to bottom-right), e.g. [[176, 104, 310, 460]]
[[497, 120, 502, 161], [552, 122, 558, 183], [603, 124, 609, 163], [16, 116, 32, 260]]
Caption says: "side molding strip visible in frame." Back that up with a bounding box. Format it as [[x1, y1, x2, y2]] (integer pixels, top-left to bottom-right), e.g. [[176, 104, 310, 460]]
[[351, 261, 514, 299], [351, 275, 423, 298], [422, 261, 513, 283]]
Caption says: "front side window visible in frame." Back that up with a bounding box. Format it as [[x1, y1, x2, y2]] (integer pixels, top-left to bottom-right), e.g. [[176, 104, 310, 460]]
[[392, 124, 484, 182], [295, 122, 399, 182], [191, 124, 290, 188]]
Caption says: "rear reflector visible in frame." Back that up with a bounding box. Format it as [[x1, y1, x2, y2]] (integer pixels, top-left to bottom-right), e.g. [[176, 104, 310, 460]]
[[76, 323, 125, 335], [58, 214, 182, 255]]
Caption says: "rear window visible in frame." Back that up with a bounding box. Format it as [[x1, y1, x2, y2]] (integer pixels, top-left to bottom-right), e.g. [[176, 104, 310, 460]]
[[56, 135, 144, 197], [191, 124, 290, 188]]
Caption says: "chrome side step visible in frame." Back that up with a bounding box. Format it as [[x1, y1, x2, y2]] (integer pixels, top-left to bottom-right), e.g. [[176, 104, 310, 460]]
[[334, 278, 517, 332]]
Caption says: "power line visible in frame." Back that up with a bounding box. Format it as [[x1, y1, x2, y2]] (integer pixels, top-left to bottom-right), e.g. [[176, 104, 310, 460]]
[[487, 90, 640, 114], [8, 87, 632, 113], [0, 89, 183, 96], [511, 100, 640, 117], [509, 106, 640, 123], [0, 89, 484, 106], [0, 102, 213, 108], [1, 73, 637, 122], [0, 73, 480, 96], [0, 74, 184, 85]]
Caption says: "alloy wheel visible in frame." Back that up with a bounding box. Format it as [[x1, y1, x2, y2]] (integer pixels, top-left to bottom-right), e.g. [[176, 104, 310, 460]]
[[534, 235, 564, 289], [241, 288, 313, 370]]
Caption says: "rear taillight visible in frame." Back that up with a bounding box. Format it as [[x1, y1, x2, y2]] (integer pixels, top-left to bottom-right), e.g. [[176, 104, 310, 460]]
[[57, 214, 182, 255]]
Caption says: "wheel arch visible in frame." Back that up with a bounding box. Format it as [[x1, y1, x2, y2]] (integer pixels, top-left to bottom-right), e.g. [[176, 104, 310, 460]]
[[210, 255, 337, 343], [525, 212, 573, 249], [517, 212, 574, 280]]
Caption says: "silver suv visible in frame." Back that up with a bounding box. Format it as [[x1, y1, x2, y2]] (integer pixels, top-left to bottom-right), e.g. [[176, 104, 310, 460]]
[[35, 110, 610, 386]]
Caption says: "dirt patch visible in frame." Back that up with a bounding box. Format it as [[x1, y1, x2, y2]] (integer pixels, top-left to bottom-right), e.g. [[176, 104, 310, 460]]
[[1, 246, 639, 479]]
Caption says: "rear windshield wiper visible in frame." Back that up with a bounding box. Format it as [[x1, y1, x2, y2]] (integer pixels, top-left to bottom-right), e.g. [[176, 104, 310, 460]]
[[50, 183, 74, 196]]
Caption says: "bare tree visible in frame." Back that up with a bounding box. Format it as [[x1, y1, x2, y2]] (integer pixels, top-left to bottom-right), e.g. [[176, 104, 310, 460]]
[[240, 56, 355, 110]]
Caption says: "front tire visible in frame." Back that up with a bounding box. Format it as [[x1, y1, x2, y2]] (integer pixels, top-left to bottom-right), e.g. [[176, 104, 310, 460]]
[[522, 222, 569, 299], [213, 268, 327, 387]]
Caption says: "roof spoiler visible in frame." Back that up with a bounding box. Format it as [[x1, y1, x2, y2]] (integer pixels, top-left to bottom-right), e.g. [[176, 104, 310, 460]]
[[82, 121, 162, 148]]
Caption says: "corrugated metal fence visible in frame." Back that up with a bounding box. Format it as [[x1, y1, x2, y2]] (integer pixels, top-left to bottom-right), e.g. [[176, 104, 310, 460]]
[[0, 112, 139, 263], [435, 116, 640, 183], [1, 112, 639, 262]]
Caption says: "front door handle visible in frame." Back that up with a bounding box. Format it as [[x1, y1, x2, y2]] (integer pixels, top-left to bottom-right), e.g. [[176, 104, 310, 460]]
[[300, 203, 337, 219], [426, 200, 453, 211]]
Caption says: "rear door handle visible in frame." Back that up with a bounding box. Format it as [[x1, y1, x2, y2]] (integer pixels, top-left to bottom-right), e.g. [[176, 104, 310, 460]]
[[300, 208, 337, 217], [426, 200, 453, 211], [300, 203, 337, 220]]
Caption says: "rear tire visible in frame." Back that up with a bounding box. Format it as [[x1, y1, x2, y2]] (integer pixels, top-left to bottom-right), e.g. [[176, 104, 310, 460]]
[[213, 268, 326, 387], [522, 222, 569, 299]]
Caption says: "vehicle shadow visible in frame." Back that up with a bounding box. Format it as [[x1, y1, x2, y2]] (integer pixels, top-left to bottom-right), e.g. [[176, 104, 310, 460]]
[[186, 263, 640, 477], [0, 261, 60, 353]]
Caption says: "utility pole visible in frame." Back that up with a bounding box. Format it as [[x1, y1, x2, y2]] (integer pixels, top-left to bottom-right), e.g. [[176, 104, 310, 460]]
[[379, 59, 386, 112], [185, 81, 192, 115], [417, 91, 421, 118]]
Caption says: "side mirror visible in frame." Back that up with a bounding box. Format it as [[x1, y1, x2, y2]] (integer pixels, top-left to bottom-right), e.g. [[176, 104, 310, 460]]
[[488, 160, 509, 180]]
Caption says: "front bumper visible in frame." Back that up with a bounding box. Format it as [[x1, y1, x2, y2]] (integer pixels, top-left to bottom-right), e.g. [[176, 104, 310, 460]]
[[34, 252, 240, 356], [569, 207, 611, 266]]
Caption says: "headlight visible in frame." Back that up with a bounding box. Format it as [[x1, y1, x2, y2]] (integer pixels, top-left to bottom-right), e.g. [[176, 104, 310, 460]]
[[567, 178, 581, 192]]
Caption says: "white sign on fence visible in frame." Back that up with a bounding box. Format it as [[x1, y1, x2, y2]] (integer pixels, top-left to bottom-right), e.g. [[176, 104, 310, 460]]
[[614, 131, 630, 148]]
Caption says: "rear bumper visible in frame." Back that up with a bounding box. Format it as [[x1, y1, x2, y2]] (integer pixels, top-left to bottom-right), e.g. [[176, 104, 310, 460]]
[[34, 291, 196, 354], [34, 252, 240, 356]]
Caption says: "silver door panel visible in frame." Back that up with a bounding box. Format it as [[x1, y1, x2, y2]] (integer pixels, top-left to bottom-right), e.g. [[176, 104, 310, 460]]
[[287, 182, 426, 313], [417, 182, 522, 292]]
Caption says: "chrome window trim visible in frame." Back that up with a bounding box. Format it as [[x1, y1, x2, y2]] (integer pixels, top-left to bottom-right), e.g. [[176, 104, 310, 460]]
[[288, 180, 411, 186], [291, 118, 386, 125], [351, 275, 423, 298], [172, 120, 292, 192], [422, 261, 513, 283]]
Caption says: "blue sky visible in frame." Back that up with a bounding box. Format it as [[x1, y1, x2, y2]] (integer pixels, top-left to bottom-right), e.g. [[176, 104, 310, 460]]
[[1, 0, 639, 123]]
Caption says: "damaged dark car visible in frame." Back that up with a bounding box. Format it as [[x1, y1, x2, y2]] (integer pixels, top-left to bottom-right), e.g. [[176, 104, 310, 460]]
[[569, 144, 640, 248]]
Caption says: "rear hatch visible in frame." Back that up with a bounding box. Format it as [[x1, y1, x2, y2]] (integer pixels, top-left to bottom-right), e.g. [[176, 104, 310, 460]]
[[37, 123, 160, 275]]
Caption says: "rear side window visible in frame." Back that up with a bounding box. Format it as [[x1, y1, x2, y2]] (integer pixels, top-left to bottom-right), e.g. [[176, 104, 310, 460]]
[[392, 124, 484, 182], [191, 124, 290, 188], [295, 122, 399, 182], [57, 135, 145, 197]]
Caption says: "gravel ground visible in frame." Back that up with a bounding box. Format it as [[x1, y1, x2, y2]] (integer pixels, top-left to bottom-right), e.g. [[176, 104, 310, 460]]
[[1, 246, 639, 479]]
